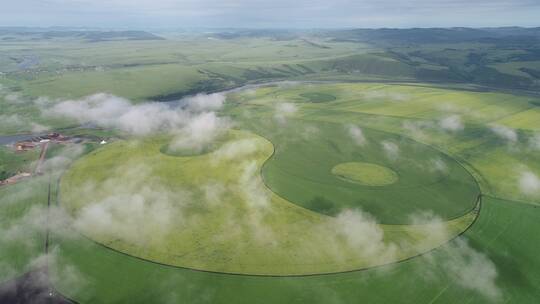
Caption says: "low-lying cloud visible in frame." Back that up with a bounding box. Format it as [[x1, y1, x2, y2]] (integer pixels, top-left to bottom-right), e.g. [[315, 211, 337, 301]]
[[183, 93, 226, 111], [0, 114, 49, 133], [274, 102, 298, 125], [528, 133, 540, 151], [441, 238, 501, 301], [413, 214, 501, 301], [381, 140, 399, 161], [4, 92, 24, 105], [47, 93, 186, 135], [401, 117, 463, 141], [518, 170, 540, 196], [334, 209, 397, 262], [429, 158, 448, 173], [489, 124, 518, 143], [213, 138, 259, 162], [439, 115, 464, 132], [74, 165, 191, 244], [168, 112, 230, 154], [402, 120, 431, 140], [44, 92, 232, 154], [346, 124, 367, 146], [361, 90, 410, 102], [46, 92, 229, 135]]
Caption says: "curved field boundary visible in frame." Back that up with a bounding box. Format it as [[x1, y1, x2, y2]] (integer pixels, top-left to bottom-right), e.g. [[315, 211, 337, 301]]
[[55, 133, 484, 278], [55, 174, 482, 278], [53, 82, 488, 277], [259, 119, 482, 224]]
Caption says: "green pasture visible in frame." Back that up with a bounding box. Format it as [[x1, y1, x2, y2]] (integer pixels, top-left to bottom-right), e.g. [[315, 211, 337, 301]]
[[0, 37, 373, 101], [60, 129, 475, 275], [49, 196, 539, 304], [0, 146, 39, 179], [229, 82, 540, 204], [0, 177, 49, 282], [1, 80, 540, 303]]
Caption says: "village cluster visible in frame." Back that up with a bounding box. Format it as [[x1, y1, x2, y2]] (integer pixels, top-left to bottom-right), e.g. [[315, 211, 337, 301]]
[[1, 132, 107, 186]]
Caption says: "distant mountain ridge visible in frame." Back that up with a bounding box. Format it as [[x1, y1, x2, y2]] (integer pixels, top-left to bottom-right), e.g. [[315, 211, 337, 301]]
[[0, 28, 164, 42], [196, 27, 540, 45], [323, 27, 540, 44]]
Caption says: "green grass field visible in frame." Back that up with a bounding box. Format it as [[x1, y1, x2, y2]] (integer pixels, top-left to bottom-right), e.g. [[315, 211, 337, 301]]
[[0, 82, 522, 302], [0, 146, 39, 179], [59, 128, 476, 275], [0, 177, 48, 282], [1, 36, 540, 303], [49, 195, 540, 304]]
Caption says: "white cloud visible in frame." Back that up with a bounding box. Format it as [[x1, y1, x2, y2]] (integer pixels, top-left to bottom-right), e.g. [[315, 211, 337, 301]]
[[414, 216, 501, 301], [361, 90, 410, 102], [237, 161, 270, 210], [0, 114, 50, 133], [234, 161, 274, 243], [30, 122, 50, 133], [334, 209, 397, 262], [439, 115, 464, 132], [441, 238, 501, 301], [169, 111, 230, 153], [346, 124, 367, 146], [47, 93, 186, 135], [213, 138, 259, 162], [183, 93, 226, 111], [489, 124, 518, 142], [518, 170, 540, 196], [301, 125, 319, 140], [408, 211, 450, 249], [74, 165, 191, 243], [402, 120, 431, 139], [381, 140, 399, 161], [46, 92, 231, 153], [528, 133, 540, 151], [39, 144, 85, 174], [429, 158, 448, 173], [0, 114, 25, 129], [274, 102, 298, 125], [4, 93, 23, 104]]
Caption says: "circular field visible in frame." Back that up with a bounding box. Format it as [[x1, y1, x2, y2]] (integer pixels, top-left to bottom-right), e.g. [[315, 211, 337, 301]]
[[49, 82, 540, 304], [258, 120, 479, 221], [60, 130, 477, 276], [331, 162, 398, 186], [58, 82, 481, 277]]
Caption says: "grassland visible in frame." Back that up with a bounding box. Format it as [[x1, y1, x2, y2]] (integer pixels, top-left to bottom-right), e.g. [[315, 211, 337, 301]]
[[0, 146, 39, 179], [228, 82, 540, 203], [37, 81, 537, 302], [1, 31, 540, 303], [49, 195, 538, 304], [0, 177, 48, 282], [60, 129, 476, 275]]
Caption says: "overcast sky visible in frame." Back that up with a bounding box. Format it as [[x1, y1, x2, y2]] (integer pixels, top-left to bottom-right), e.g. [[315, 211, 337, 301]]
[[2, 0, 540, 28]]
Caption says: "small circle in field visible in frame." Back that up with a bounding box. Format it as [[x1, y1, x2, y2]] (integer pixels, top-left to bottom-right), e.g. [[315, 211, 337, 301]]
[[331, 162, 398, 186]]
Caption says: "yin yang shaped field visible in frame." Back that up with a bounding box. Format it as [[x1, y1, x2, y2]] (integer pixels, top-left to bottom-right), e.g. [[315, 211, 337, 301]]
[[26, 82, 540, 304], [60, 122, 479, 275]]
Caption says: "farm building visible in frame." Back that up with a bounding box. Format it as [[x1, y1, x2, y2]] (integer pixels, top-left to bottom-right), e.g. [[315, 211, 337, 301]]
[[15, 142, 37, 151]]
